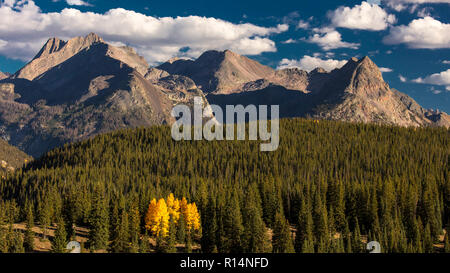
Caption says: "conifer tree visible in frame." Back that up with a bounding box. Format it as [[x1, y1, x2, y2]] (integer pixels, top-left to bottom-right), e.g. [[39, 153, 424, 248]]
[[423, 223, 434, 253], [166, 216, 177, 253], [177, 213, 186, 244], [111, 211, 130, 253], [295, 199, 313, 253], [201, 196, 217, 253], [39, 201, 51, 240], [242, 185, 268, 253], [351, 218, 362, 253], [444, 233, 450, 253], [129, 205, 140, 253], [139, 234, 151, 253], [7, 230, 24, 253], [52, 216, 67, 253], [272, 212, 295, 253], [88, 190, 109, 251], [185, 233, 193, 253], [223, 190, 243, 253], [24, 203, 35, 252]]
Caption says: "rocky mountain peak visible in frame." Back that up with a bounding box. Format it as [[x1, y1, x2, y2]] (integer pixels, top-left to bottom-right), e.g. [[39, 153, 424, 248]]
[[13, 33, 107, 81], [12, 33, 152, 81], [33, 37, 67, 59], [310, 67, 328, 74], [0, 71, 8, 80], [348, 56, 386, 97], [158, 49, 274, 94]]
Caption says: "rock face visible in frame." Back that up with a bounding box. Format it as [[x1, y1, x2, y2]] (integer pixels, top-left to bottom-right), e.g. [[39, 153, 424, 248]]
[[425, 110, 450, 127], [0, 33, 209, 157], [158, 50, 310, 94], [308, 57, 434, 126]]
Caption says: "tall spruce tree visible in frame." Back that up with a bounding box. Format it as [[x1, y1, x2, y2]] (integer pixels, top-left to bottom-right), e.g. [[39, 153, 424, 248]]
[[201, 195, 218, 253], [111, 211, 130, 253], [24, 203, 35, 252], [242, 185, 268, 253], [272, 212, 295, 253], [88, 189, 110, 251], [223, 189, 243, 253], [52, 216, 67, 253], [295, 198, 314, 253]]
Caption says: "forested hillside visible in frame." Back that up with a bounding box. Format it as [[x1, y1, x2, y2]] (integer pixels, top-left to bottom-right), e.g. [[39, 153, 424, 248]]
[[0, 119, 449, 253], [0, 139, 31, 177]]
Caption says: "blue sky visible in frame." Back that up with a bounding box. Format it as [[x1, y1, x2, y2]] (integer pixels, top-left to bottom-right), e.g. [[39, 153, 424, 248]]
[[0, 0, 449, 112]]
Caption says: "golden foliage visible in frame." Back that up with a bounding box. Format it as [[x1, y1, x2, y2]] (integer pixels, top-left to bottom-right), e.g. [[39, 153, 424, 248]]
[[144, 198, 170, 237], [145, 194, 200, 237]]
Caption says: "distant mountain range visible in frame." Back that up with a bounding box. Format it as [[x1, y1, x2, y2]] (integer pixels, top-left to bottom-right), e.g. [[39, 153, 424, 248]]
[[0, 33, 448, 157]]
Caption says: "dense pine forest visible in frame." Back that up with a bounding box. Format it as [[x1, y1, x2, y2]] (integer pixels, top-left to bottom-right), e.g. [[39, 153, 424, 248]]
[[0, 118, 449, 253]]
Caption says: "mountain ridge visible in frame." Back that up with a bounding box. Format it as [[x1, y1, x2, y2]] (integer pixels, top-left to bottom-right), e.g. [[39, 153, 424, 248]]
[[0, 33, 448, 157]]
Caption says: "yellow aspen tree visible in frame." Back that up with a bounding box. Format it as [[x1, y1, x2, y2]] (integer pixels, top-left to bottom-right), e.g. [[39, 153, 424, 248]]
[[188, 203, 201, 232], [145, 198, 170, 237], [167, 193, 180, 223], [182, 202, 201, 232]]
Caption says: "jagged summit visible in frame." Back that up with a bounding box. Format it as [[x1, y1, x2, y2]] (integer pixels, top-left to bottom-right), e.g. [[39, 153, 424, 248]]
[[346, 56, 386, 98], [0, 71, 8, 80], [158, 49, 274, 93], [34, 33, 104, 60], [12, 33, 151, 81]]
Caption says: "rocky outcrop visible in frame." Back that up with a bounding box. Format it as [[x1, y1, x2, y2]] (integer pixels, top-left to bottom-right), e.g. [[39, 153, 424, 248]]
[[425, 110, 450, 127]]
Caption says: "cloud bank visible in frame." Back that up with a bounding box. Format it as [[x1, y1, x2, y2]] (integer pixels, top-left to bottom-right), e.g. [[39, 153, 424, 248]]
[[0, 1, 288, 63]]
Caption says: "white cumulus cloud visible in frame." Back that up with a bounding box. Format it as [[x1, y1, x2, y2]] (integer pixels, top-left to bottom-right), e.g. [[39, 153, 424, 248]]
[[383, 17, 450, 48], [412, 69, 450, 90], [281, 39, 297, 44], [307, 30, 360, 50], [379, 67, 393, 73], [329, 1, 396, 31], [66, 0, 92, 6], [0, 1, 288, 64], [277, 55, 348, 72]]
